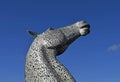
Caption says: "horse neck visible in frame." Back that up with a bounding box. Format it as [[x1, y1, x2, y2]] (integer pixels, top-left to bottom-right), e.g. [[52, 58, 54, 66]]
[[25, 40, 62, 82], [44, 46, 76, 82], [35, 40, 75, 82]]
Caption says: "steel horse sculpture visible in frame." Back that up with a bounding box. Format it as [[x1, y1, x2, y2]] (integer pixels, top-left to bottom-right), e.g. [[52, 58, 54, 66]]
[[25, 21, 90, 82]]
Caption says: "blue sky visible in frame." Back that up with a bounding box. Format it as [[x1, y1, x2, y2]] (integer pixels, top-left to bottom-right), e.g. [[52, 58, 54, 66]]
[[0, 0, 120, 82]]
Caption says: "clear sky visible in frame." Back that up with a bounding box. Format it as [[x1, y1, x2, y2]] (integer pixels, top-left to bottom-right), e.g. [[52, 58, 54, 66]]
[[0, 0, 120, 82]]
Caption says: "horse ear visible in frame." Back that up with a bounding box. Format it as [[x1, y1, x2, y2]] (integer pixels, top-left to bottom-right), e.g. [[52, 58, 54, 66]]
[[27, 30, 38, 37]]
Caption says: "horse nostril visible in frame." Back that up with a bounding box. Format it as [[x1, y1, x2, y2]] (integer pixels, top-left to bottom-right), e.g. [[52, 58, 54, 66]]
[[82, 24, 90, 29], [86, 24, 90, 28], [87, 24, 90, 28]]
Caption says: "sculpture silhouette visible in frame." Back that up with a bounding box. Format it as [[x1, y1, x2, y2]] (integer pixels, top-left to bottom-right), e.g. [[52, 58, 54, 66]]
[[25, 21, 90, 82]]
